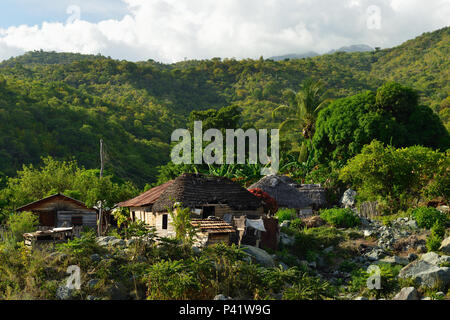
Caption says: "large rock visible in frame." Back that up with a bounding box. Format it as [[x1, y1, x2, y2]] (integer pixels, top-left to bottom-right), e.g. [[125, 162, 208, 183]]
[[341, 189, 357, 208], [439, 236, 450, 254], [279, 232, 295, 246], [377, 255, 409, 266], [56, 286, 76, 300], [421, 252, 450, 265], [398, 260, 450, 289], [241, 245, 275, 267], [96, 236, 125, 247], [365, 248, 386, 261], [393, 287, 420, 300]]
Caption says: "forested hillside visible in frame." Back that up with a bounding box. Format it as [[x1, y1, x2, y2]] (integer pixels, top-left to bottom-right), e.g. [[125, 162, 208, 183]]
[[0, 26, 448, 187]]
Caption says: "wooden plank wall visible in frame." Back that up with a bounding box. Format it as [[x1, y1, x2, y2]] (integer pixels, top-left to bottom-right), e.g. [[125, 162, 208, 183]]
[[358, 201, 380, 219]]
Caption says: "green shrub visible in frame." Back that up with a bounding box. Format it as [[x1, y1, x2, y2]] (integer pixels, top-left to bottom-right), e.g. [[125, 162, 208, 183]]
[[340, 141, 448, 214], [146, 259, 201, 300], [125, 221, 157, 240], [276, 208, 297, 224], [6, 211, 39, 243], [426, 220, 446, 252], [412, 207, 448, 230], [426, 234, 443, 252], [290, 218, 305, 230], [339, 260, 358, 273], [57, 230, 101, 259], [282, 273, 336, 300], [320, 208, 360, 228], [349, 263, 403, 299], [288, 226, 345, 258]]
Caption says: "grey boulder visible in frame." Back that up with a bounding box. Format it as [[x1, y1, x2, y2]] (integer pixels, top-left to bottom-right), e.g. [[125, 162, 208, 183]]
[[241, 245, 275, 267], [393, 287, 420, 300]]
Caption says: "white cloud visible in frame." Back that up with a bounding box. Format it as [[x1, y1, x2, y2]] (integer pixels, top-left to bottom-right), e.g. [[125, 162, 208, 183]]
[[0, 0, 449, 62]]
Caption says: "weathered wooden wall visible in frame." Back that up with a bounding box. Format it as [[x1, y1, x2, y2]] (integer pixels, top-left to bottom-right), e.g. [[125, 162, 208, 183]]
[[57, 211, 97, 228], [358, 201, 380, 219]]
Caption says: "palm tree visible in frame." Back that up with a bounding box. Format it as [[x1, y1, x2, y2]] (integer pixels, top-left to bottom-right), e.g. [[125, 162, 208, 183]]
[[272, 79, 331, 162]]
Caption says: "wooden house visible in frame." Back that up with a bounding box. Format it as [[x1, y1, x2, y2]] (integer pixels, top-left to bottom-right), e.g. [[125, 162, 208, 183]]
[[118, 173, 264, 239], [16, 193, 98, 234]]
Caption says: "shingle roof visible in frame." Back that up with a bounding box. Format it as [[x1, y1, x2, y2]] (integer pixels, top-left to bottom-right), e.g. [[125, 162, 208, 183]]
[[152, 173, 262, 212], [191, 219, 235, 234], [117, 180, 174, 207]]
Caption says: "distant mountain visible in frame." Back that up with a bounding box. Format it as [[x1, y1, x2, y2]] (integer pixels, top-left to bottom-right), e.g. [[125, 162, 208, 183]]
[[269, 44, 374, 61], [327, 44, 374, 54], [268, 51, 319, 61]]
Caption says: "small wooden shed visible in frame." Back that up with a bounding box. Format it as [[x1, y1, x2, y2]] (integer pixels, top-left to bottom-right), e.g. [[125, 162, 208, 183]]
[[16, 193, 98, 233], [191, 218, 236, 247]]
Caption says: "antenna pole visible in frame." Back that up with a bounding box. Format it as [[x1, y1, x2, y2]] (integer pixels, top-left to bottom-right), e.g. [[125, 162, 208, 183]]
[[98, 139, 104, 236]]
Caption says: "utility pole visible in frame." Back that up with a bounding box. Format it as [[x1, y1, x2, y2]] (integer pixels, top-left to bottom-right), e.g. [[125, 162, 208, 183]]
[[98, 139, 104, 236]]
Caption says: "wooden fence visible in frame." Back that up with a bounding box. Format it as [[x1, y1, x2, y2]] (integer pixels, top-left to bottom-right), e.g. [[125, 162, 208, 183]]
[[358, 201, 380, 219], [0, 226, 11, 241]]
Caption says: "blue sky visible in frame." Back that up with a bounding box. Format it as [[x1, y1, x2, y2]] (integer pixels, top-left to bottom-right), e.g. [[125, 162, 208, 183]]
[[0, 0, 448, 63], [0, 0, 127, 28]]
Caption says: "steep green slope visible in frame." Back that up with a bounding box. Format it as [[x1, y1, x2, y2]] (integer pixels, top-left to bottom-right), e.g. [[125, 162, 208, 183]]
[[0, 27, 448, 186], [0, 76, 173, 186]]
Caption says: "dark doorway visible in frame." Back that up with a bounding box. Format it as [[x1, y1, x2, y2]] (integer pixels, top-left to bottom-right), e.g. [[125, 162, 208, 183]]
[[202, 206, 215, 219], [39, 211, 56, 227], [162, 214, 168, 230]]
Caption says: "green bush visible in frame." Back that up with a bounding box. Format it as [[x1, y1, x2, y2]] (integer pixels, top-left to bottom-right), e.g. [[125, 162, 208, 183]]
[[290, 218, 305, 230], [412, 207, 448, 230], [287, 226, 345, 258], [349, 263, 403, 299], [426, 233, 443, 252], [6, 211, 39, 243], [340, 141, 449, 213], [57, 229, 101, 260], [146, 259, 201, 300], [426, 220, 446, 252], [276, 208, 297, 224], [282, 273, 336, 300], [319, 208, 360, 228], [125, 221, 157, 240]]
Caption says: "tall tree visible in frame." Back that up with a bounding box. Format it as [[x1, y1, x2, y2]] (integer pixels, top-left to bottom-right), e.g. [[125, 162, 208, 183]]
[[272, 79, 331, 162]]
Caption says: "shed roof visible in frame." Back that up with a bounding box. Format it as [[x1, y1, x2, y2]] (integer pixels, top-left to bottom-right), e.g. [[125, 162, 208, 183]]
[[152, 173, 262, 212], [248, 175, 311, 209], [117, 180, 174, 207], [191, 219, 235, 234], [16, 193, 96, 212]]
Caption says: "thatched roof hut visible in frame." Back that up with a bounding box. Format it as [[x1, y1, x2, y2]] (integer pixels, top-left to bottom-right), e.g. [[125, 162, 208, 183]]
[[296, 184, 327, 209], [277, 177, 328, 209], [152, 173, 262, 213], [257, 175, 328, 209], [248, 175, 310, 209]]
